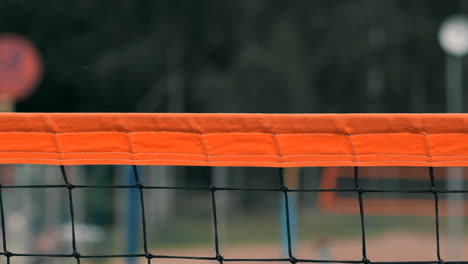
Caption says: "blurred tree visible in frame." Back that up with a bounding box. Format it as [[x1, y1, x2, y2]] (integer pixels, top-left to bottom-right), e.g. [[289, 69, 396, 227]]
[[0, 0, 462, 113]]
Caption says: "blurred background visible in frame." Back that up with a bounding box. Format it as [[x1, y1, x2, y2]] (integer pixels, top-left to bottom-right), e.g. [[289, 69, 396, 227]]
[[1, 0, 468, 264], [2, 0, 468, 113]]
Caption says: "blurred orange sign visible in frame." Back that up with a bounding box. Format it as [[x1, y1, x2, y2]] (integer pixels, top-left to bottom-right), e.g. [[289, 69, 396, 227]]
[[0, 34, 42, 101], [318, 167, 468, 216]]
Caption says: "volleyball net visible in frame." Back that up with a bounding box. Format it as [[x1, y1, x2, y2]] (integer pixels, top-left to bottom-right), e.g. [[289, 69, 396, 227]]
[[0, 113, 467, 264]]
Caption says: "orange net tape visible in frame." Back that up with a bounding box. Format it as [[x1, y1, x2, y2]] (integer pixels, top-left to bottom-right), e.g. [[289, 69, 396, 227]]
[[0, 113, 467, 167]]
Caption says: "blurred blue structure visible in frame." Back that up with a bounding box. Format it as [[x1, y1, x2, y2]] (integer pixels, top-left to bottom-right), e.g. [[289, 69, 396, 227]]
[[281, 193, 297, 257], [127, 166, 141, 264]]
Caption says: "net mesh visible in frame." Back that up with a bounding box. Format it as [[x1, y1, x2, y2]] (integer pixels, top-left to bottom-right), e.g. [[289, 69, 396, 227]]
[[0, 165, 463, 264]]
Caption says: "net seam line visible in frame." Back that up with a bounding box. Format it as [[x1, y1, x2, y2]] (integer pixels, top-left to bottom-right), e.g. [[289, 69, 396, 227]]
[[192, 116, 211, 162], [43, 115, 64, 161], [125, 130, 135, 161], [2, 131, 468, 136], [272, 134, 285, 163], [1, 152, 467, 158], [422, 134, 434, 163], [347, 132, 358, 163], [0, 158, 466, 163], [199, 133, 210, 162]]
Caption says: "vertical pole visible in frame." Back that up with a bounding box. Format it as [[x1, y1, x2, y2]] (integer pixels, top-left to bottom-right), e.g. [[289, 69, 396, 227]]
[[446, 55, 463, 113], [446, 55, 464, 260], [127, 166, 140, 264], [281, 168, 299, 256]]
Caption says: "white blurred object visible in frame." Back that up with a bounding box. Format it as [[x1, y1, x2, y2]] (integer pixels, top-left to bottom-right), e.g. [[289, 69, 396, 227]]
[[439, 15, 468, 56]]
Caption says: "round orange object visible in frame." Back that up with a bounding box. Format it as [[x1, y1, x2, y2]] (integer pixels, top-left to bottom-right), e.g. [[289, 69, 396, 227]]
[[0, 34, 42, 101]]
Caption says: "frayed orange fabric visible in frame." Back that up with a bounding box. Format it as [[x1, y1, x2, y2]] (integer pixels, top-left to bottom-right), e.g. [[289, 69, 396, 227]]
[[0, 113, 467, 167]]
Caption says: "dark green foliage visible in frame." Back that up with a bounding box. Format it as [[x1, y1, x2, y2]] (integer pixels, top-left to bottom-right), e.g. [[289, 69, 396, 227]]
[[0, 0, 463, 113]]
